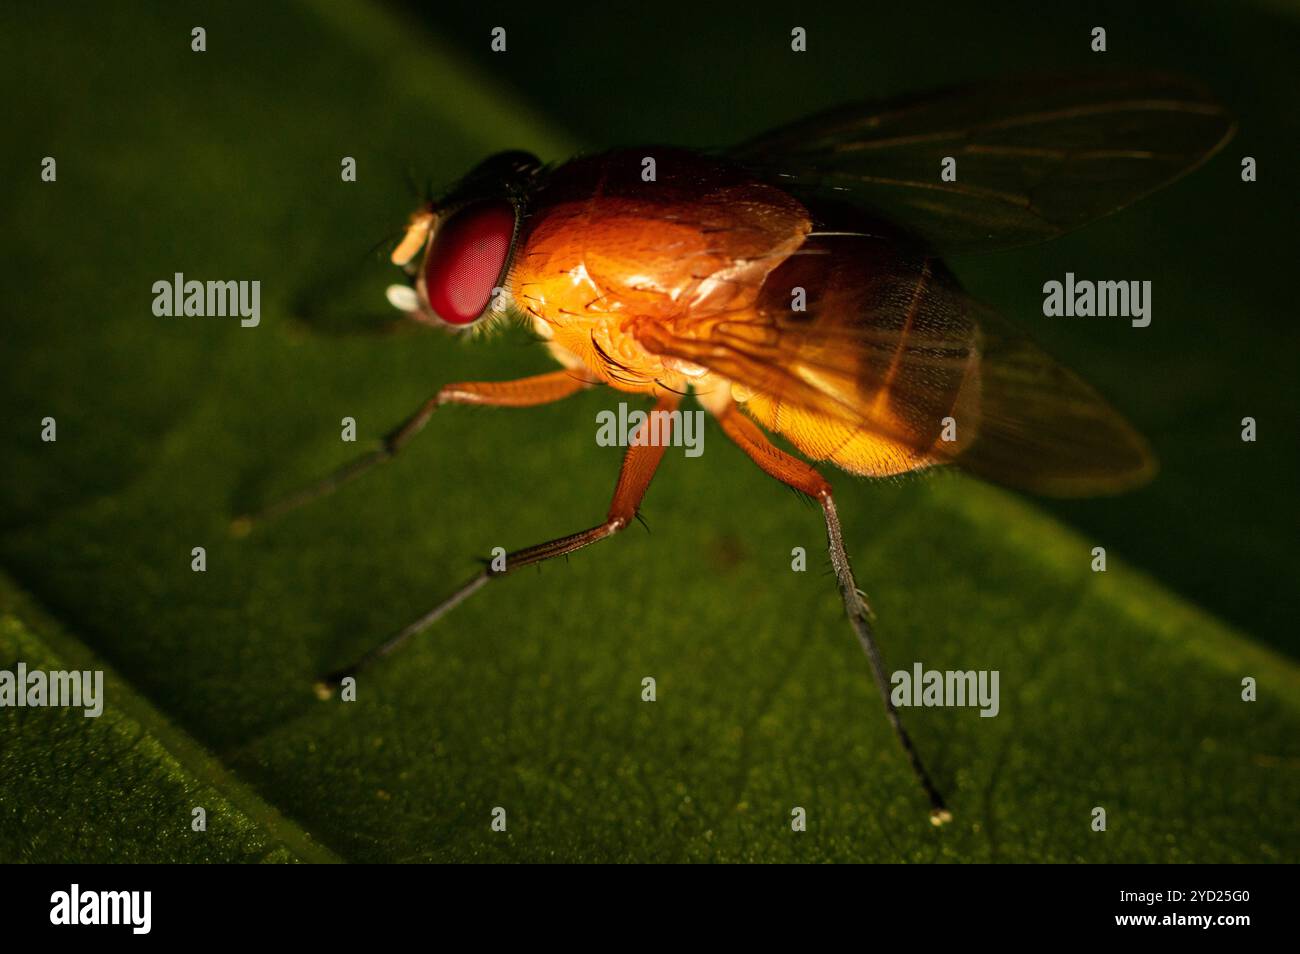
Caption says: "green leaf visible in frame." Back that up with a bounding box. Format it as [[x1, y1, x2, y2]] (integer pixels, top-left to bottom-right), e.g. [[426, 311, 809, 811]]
[[2, 0, 1296, 862], [0, 573, 339, 863]]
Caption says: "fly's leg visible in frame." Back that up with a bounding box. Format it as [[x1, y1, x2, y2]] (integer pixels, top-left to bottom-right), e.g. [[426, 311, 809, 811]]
[[231, 370, 592, 535], [716, 404, 952, 825], [318, 393, 681, 690]]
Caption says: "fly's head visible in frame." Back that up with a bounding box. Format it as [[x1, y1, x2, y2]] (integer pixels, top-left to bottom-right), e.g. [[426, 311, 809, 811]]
[[386, 150, 543, 332]]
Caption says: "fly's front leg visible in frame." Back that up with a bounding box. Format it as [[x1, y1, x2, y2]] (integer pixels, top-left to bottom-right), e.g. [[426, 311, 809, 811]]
[[232, 370, 592, 535], [716, 403, 952, 824], [318, 394, 681, 689]]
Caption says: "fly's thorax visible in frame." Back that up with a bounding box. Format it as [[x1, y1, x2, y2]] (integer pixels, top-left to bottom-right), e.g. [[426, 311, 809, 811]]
[[511, 149, 811, 332], [509, 149, 812, 395]]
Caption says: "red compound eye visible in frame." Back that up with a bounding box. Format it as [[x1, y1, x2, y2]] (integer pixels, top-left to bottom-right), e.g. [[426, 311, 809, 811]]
[[422, 201, 516, 325]]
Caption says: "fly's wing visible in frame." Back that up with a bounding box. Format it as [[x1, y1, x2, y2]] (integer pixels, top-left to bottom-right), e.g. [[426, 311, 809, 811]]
[[728, 72, 1235, 254], [637, 234, 1154, 496], [945, 302, 1156, 495]]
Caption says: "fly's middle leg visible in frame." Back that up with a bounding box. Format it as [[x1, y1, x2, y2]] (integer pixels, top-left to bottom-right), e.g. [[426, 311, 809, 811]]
[[317, 393, 681, 689]]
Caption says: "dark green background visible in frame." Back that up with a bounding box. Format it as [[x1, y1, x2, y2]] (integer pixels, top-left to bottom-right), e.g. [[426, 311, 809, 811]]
[[1, 1, 1296, 862]]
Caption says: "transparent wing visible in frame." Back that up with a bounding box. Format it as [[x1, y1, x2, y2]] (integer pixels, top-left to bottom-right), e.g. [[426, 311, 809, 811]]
[[728, 72, 1235, 254], [637, 234, 1154, 496], [943, 302, 1156, 495]]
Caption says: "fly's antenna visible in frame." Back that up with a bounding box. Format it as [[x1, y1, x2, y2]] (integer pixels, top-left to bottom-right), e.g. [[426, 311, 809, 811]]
[[401, 166, 423, 200], [364, 227, 408, 264]]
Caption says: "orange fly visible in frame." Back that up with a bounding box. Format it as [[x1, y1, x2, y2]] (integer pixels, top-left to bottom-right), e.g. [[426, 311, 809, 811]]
[[236, 72, 1234, 823]]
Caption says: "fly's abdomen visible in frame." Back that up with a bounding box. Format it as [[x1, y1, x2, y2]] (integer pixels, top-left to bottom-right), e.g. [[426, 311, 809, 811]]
[[739, 229, 982, 477]]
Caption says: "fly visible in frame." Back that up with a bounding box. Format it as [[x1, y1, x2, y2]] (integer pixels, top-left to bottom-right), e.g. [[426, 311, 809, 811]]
[[234, 72, 1235, 824]]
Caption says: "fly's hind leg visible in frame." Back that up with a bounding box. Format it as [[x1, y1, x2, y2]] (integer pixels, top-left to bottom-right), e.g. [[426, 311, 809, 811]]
[[232, 370, 592, 535], [716, 403, 952, 824], [317, 393, 682, 690]]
